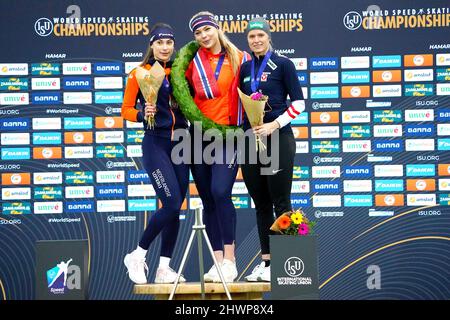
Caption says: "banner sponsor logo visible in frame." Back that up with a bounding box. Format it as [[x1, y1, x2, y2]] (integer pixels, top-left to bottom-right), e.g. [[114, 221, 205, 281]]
[[372, 55, 401, 68], [309, 57, 338, 70], [64, 117, 92, 130], [343, 180, 372, 192], [96, 185, 126, 198], [407, 164, 435, 177], [62, 63, 91, 75], [0, 77, 28, 91], [0, 64, 28, 75], [342, 111, 370, 123], [64, 146, 94, 159], [0, 93, 29, 105], [344, 195, 373, 207], [0, 118, 30, 131], [375, 179, 404, 192], [343, 166, 372, 177], [34, 187, 63, 200], [93, 62, 122, 75], [407, 194, 436, 206], [342, 125, 371, 138], [341, 71, 370, 84], [31, 63, 60, 76], [63, 77, 92, 90], [374, 165, 403, 177], [310, 86, 339, 99], [34, 201, 63, 214], [1, 148, 30, 160], [33, 172, 63, 185]]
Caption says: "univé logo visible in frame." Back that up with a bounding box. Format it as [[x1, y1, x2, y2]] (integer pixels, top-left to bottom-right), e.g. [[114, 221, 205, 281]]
[[35, 18, 54, 37], [47, 258, 81, 294], [284, 257, 304, 277]]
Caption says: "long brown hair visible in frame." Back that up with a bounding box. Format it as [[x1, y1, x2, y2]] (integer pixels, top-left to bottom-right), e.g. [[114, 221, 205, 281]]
[[191, 11, 240, 75]]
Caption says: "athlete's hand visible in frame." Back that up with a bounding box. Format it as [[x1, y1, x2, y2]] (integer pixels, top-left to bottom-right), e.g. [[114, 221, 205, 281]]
[[144, 103, 157, 117], [253, 121, 280, 136]]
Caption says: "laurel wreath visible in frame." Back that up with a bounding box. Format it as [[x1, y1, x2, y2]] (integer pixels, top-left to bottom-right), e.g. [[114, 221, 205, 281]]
[[170, 41, 239, 137]]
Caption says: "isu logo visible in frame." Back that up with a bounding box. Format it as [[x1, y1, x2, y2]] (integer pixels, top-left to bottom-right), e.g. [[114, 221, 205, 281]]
[[35, 18, 54, 37], [284, 257, 305, 277]]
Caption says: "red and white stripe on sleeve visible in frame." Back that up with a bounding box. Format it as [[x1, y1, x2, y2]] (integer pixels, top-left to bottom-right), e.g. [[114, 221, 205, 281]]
[[275, 100, 305, 128]]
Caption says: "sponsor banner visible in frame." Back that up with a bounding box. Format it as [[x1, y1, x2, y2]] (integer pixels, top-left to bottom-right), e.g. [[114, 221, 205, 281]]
[[65, 201, 95, 213], [405, 139, 435, 151], [31, 78, 60, 90], [64, 132, 93, 144], [65, 186, 94, 199], [436, 54, 450, 66], [128, 199, 157, 211], [64, 146, 94, 159], [0, 63, 28, 75], [33, 132, 62, 145], [372, 85, 402, 97], [373, 110, 402, 123], [373, 125, 402, 137], [2, 187, 31, 200], [62, 77, 92, 90], [97, 200, 126, 212], [404, 54, 433, 67], [341, 85, 370, 98], [95, 131, 124, 143], [311, 166, 340, 178], [342, 140, 371, 152], [34, 201, 63, 214], [369, 209, 395, 217], [290, 195, 310, 208], [97, 170, 125, 183], [372, 55, 401, 68], [126, 120, 144, 128], [375, 194, 404, 206], [404, 124, 435, 137], [1, 173, 31, 185], [438, 124, 450, 136], [343, 166, 372, 178], [32, 117, 62, 130], [0, 92, 29, 105], [0, 77, 28, 91], [405, 109, 434, 121], [1, 132, 30, 145], [94, 91, 123, 104], [33, 147, 62, 159], [127, 130, 144, 143], [310, 86, 339, 99], [31, 92, 60, 104], [96, 145, 125, 158], [311, 140, 340, 153], [2, 202, 32, 215], [341, 71, 370, 84], [95, 116, 123, 129], [31, 63, 60, 76], [127, 184, 155, 197], [406, 179, 435, 192], [439, 194, 450, 206], [127, 170, 150, 183], [94, 77, 123, 89], [297, 72, 308, 85], [291, 112, 308, 125], [341, 56, 370, 69], [232, 182, 248, 194], [312, 181, 341, 193], [437, 109, 450, 122], [309, 72, 338, 84], [407, 194, 436, 206], [64, 117, 93, 130], [290, 58, 308, 70], [344, 195, 373, 207], [1, 147, 30, 160], [438, 138, 450, 151], [309, 57, 338, 70], [33, 172, 62, 185], [404, 84, 434, 96], [63, 92, 92, 104], [436, 68, 450, 81], [374, 165, 403, 177], [296, 141, 309, 153], [232, 196, 249, 209], [62, 63, 91, 75], [341, 111, 370, 123], [342, 125, 371, 138], [407, 164, 436, 177], [372, 70, 402, 83], [310, 111, 339, 124], [293, 166, 310, 179], [404, 69, 433, 82], [291, 181, 310, 193], [374, 179, 404, 192], [312, 195, 341, 207], [34, 187, 63, 200], [373, 140, 404, 152], [0, 118, 30, 131], [438, 164, 450, 176], [343, 180, 372, 192], [65, 172, 94, 184], [292, 127, 309, 139], [437, 83, 450, 96], [127, 145, 143, 158], [95, 185, 126, 198], [125, 62, 141, 74], [93, 62, 123, 75], [310, 126, 339, 139]]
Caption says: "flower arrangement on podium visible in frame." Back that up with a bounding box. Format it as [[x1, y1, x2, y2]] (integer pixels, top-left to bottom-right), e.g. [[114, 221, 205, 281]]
[[135, 62, 166, 129], [270, 209, 316, 236]]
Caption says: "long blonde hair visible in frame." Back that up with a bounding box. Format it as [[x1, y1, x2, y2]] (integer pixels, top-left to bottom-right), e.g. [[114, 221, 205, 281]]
[[191, 11, 240, 75]]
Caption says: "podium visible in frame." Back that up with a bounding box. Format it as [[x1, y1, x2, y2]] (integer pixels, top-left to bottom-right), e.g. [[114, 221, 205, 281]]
[[134, 282, 271, 300]]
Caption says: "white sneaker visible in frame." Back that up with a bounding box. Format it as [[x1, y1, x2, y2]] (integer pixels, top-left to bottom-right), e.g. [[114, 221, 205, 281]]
[[124, 252, 148, 284], [245, 262, 265, 282], [204, 263, 220, 282], [257, 265, 271, 282], [155, 266, 186, 284], [216, 259, 238, 283]]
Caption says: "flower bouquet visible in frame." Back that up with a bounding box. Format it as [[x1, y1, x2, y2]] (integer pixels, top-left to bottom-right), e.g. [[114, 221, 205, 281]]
[[135, 61, 166, 129], [270, 209, 316, 236], [237, 87, 269, 152]]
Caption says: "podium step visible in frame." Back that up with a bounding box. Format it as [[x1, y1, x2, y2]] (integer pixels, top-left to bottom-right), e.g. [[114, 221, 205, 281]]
[[134, 281, 271, 300]]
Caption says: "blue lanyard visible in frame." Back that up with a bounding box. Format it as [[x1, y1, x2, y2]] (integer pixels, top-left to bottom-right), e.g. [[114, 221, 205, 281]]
[[251, 51, 272, 92], [215, 54, 226, 80]]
